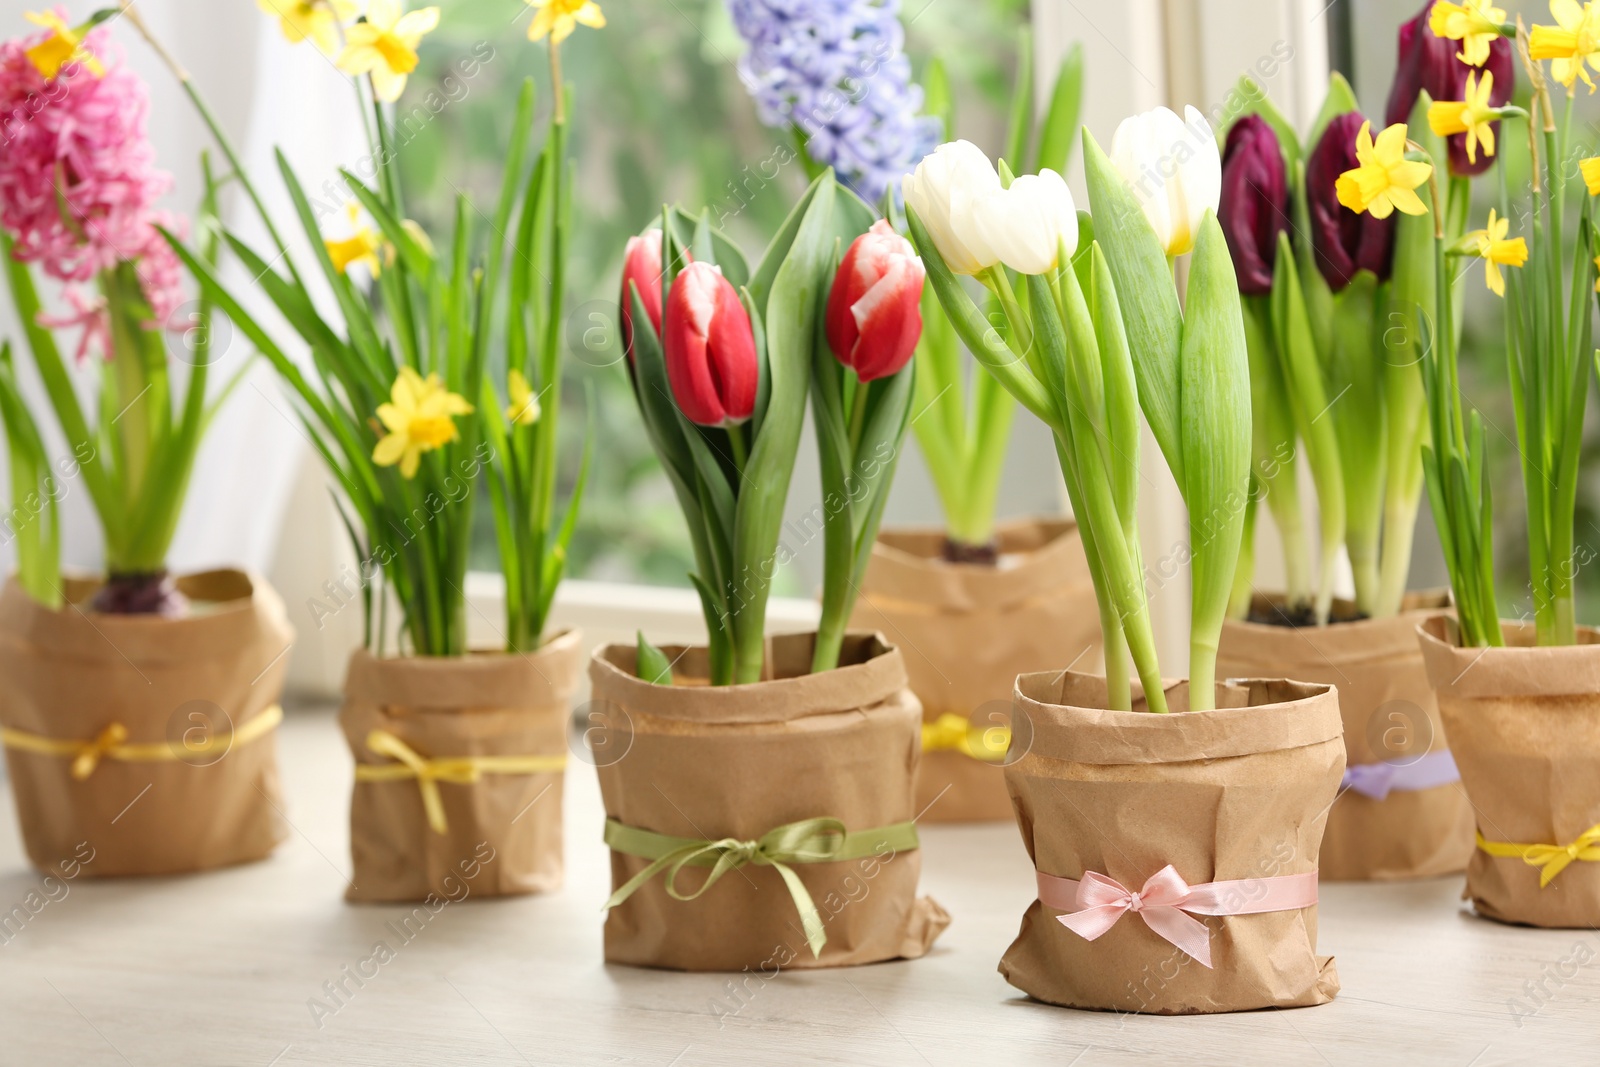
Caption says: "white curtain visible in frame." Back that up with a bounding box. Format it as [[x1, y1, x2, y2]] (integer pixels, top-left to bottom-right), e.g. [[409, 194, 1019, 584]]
[[0, 2, 363, 579]]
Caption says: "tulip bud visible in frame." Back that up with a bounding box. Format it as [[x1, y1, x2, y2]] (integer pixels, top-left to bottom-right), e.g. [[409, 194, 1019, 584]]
[[1384, 0, 1512, 177], [1306, 112, 1395, 291], [902, 140, 1003, 275], [1109, 105, 1222, 257], [663, 262, 758, 427], [825, 220, 926, 381], [621, 228, 677, 359], [1218, 115, 1290, 296], [953, 169, 1079, 277]]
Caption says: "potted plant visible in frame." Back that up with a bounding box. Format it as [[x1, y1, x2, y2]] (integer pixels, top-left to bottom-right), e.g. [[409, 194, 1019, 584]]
[[908, 109, 1343, 1011], [1214, 23, 1504, 882], [1408, 7, 1600, 928], [137, 0, 592, 902], [590, 171, 948, 971], [724, 9, 1102, 825], [0, 9, 292, 877]]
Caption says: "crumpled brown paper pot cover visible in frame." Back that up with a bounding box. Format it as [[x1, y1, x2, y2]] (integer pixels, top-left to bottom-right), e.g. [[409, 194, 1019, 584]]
[[1219, 592, 1473, 880], [340, 628, 582, 903], [849, 519, 1103, 822], [0, 571, 293, 877], [1000, 670, 1344, 1014], [1418, 615, 1600, 928], [589, 631, 949, 971]]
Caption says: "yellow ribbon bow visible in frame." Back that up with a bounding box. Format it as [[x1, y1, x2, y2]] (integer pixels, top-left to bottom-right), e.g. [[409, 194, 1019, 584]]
[[71, 722, 129, 780], [2, 705, 284, 780], [602, 816, 921, 958], [1477, 823, 1600, 887], [920, 712, 1009, 761], [355, 729, 567, 835]]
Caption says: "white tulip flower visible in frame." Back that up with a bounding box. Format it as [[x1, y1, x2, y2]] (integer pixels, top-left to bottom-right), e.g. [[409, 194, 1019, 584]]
[[902, 140, 1003, 275], [1108, 105, 1222, 257], [954, 168, 1079, 276]]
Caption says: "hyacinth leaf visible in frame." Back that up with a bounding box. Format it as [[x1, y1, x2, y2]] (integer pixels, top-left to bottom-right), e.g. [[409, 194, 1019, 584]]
[[0, 346, 61, 607], [923, 57, 953, 138], [733, 171, 837, 683], [1231, 75, 1301, 166], [1178, 214, 1251, 709], [1033, 42, 1084, 176], [1306, 71, 1360, 155], [904, 206, 1056, 425], [636, 631, 675, 685], [1081, 130, 1185, 492], [1271, 232, 1345, 623]]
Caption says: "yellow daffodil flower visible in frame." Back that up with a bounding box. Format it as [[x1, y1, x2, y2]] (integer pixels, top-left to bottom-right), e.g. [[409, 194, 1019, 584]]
[[506, 370, 541, 426], [525, 0, 606, 44], [1581, 156, 1600, 195], [23, 10, 104, 79], [1464, 210, 1527, 296], [1427, 71, 1498, 165], [337, 0, 441, 103], [1593, 254, 1600, 292], [325, 204, 385, 276], [373, 367, 474, 478], [1335, 121, 1433, 220], [1530, 0, 1600, 92], [257, 0, 357, 55], [1429, 1, 1507, 67]]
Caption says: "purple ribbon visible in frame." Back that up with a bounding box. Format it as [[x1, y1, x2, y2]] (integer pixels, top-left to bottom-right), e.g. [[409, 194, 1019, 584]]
[[1342, 750, 1460, 801]]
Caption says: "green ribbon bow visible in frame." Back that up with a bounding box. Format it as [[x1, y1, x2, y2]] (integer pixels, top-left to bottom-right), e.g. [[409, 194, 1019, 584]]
[[602, 816, 921, 957]]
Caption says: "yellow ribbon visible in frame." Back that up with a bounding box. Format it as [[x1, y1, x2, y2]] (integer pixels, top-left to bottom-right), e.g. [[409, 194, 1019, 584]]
[[355, 729, 566, 836], [1, 705, 284, 780], [1477, 823, 1600, 887], [920, 712, 1009, 762]]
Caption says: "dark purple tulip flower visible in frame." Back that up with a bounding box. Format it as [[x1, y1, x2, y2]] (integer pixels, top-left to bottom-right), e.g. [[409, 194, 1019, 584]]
[[1385, 0, 1512, 177], [1306, 112, 1395, 291], [1219, 115, 1290, 296]]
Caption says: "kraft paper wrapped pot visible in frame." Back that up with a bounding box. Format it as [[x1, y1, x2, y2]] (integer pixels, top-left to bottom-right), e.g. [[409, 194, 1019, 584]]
[[848, 518, 1102, 822], [1417, 616, 1600, 928], [339, 629, 582, 903], [1217, 592, 1474, 880], [0, 571, 292, 877], [1000, 670, 1344, 1014], [589, 631, 949, 971]]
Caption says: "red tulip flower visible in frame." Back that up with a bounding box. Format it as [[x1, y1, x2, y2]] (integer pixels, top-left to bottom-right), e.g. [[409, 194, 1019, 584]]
[[1306, 112, 1396, 291], [663, 262, 758, 427], [1385, 0, 1512, 177], [621, 227, 680, 358], [825, 220, 925, 381], [1218, 115, 1289, 296]]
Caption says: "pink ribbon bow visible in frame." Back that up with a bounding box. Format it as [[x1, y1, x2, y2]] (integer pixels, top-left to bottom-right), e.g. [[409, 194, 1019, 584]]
[[1037, 865, 1320, 969]]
